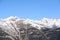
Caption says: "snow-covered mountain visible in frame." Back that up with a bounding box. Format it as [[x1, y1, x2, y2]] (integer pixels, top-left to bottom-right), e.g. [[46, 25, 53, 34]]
[[0, 16, 60, 29], [0, 16, 60, 40]]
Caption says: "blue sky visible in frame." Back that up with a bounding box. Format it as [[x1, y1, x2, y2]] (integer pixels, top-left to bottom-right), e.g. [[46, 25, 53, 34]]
[[0, 0, 60, 19]]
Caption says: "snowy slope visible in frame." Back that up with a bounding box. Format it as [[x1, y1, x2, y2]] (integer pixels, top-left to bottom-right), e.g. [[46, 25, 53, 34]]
[[0, 16, 60, 30]]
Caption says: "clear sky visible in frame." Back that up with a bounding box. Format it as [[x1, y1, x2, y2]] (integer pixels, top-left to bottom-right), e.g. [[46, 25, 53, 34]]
[[0, 0, 60, 19]]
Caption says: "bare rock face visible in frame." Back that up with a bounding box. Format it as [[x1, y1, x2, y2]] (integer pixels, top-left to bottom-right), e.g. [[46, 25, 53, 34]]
[[0, 16, 60, 40]]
